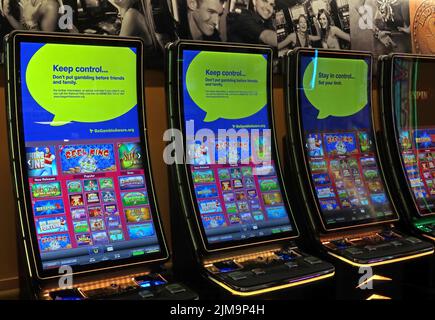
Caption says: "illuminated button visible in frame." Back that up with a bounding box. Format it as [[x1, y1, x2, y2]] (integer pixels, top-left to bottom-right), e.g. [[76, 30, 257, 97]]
[[132, 250, 145, 256], [166, 284, 187, 294], [275, 250, 297, 261], [331, 239, 349, 249], [418, 226, 432, 233]]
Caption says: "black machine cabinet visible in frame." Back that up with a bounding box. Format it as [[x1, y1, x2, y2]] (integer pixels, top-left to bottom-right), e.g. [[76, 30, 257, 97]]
[[283, 48, 434, 299], [378, 53, 435, 296], [165, 40, 335, 298], [378, 53, 435, 241], [4, 31, 196, 300]]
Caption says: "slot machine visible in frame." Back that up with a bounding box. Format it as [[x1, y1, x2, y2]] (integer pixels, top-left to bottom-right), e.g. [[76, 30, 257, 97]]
[[4, 31, 197, 300], [335, 0, 350, 31], [150, 0, 177, 36], [166, 40, 335, 298], [284, 48, 434, 299], [379, 53, 435, 296], [275, 9, 289, 44]]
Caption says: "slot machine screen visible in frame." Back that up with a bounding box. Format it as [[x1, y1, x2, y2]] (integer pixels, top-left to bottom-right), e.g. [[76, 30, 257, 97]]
[[178, 44, 297, 250], [391, 56, 435, 216], [296, 50, 398, 230], [15, 37, 167, 277]]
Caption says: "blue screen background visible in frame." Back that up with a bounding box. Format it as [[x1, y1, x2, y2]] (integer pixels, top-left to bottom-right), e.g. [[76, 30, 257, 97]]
[[20, 42, 140, 143]]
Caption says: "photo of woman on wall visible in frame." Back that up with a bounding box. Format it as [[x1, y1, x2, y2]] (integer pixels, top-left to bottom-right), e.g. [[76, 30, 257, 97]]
[[278, 14, 320, 49], [1, 0, 61, 31], [0, 0, 176, 67], [317, 8, 350, 49]]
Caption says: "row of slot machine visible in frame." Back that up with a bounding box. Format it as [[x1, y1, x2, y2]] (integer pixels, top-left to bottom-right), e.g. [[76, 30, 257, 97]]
[[3, 31, 435, 300]]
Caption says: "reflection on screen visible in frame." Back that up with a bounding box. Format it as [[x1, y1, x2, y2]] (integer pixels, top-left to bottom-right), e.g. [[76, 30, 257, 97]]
[[298, 53, 395, 228], [182, 49, 293, 245], [20, 42, 162, 270], [393, 57, 435, 215]]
